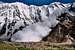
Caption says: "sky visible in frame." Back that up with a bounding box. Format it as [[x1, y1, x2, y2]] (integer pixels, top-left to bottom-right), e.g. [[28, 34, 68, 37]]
[[0, 0, 75, 5]]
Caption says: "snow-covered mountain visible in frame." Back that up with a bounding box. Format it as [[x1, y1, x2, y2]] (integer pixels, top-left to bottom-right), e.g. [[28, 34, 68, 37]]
[[0, 2, 74, 42]]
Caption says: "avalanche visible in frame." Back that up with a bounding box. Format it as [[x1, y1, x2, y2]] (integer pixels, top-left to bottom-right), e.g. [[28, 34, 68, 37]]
[[0, 2, 73, 42]]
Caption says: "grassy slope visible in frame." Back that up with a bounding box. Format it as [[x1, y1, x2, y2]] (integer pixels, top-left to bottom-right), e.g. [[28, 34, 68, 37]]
[[0, 41, 75, 50]]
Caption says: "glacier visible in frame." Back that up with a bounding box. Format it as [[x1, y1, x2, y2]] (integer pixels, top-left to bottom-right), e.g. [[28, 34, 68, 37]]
[[0, 2, 74, 42]]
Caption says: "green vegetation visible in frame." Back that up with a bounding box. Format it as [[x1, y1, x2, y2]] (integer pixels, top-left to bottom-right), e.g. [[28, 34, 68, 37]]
[[18, 48, 30, 50]]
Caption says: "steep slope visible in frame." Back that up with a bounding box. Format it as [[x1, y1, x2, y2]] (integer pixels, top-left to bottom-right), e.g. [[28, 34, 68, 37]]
[[0, 2, 74, 42]]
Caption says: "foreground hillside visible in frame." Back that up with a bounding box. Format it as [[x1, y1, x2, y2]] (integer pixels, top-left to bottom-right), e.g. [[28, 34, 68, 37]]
[[0, 41, 75, 50]]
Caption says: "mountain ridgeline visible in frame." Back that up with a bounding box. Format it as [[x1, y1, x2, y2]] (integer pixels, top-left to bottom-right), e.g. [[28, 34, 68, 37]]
[[0, 2, 75, 42]]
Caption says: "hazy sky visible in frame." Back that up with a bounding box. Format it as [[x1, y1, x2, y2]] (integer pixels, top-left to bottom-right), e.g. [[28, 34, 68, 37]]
[[0, 0, 75, 5]]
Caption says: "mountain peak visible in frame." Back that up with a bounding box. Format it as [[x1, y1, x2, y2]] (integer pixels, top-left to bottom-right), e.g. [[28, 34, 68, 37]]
[[0, 2, 74, 42]]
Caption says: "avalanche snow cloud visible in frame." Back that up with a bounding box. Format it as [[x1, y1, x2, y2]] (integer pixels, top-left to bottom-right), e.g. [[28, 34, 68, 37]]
[[0, 2, 74, 42]]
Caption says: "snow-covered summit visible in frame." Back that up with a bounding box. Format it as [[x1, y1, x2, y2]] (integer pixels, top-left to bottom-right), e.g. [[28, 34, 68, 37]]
[[0, 2, 74, 42]]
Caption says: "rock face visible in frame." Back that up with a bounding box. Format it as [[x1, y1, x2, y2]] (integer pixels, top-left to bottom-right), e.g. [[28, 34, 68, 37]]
[[0, 2, 75, 42]]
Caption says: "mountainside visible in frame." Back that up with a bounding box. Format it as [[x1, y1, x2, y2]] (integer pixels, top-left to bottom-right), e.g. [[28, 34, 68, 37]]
[[0, 2, 75, 42]]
